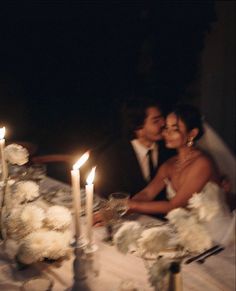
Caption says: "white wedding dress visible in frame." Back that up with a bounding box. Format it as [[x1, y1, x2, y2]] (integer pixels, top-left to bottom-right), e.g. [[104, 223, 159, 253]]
[[165, 179, 235, 246]]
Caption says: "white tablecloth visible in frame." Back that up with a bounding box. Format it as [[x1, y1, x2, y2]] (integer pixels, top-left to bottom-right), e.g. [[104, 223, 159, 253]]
[[0, 177, 235, 291]]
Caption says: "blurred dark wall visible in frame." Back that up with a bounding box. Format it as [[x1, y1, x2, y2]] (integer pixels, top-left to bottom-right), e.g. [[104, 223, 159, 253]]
[[194, 1, 235, 153], [0, 2, 219, 154]]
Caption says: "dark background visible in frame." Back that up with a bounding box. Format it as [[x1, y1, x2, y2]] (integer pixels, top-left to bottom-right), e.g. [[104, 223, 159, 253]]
[[1, 1, 233, 160]]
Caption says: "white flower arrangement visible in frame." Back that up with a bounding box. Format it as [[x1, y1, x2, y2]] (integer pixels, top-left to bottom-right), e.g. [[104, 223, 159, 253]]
[[114, 221, 180, 290], [0, 143, 73, 266], [188, 183, 221, 222], [4, 238, 20, 260], [4, 143, 29, 166], [114, 215, 213, 258], [113, 221, 142, 254], [5, 205, 45, 240], [17, 230, 71, 265], [21, 204, 45, 230], [166, 208, 191, 225], [148, 258, 170, 290], [5, 203, 73, 264], [44, 205, 72, 231], [137, 226, 174, 257], [167, 208, 212, 253], [14, 181, 39, 203], [4, 207, 22, 239], [114, 197, 218, 290], [176, 221, 212, 253], [114, 222, 182, 257]]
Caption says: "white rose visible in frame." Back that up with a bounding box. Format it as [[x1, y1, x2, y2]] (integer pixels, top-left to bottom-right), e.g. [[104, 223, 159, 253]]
[[15, 181, 39, 202], [4, 144, 29, 165]]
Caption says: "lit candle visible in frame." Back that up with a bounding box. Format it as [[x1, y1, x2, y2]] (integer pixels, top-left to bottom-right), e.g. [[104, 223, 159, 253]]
[[86, 167, 96, 249], [0, 127, 8, 181], [71, 152, 89, 242]]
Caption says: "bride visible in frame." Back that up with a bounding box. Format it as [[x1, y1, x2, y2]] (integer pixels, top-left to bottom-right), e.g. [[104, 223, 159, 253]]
[[129, 104, 234, 245]]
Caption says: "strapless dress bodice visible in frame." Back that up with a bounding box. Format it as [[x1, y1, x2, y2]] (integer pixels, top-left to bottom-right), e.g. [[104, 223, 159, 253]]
[[164, 179, 235, 246]]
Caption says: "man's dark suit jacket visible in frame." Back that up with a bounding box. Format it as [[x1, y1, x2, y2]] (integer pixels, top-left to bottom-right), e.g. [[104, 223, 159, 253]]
[[96, 139, 175, 201]]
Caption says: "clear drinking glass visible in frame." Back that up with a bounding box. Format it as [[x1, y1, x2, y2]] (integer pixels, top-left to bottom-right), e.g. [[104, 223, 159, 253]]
[[99, 200, 117, 243], [109, 192, 130, 218]]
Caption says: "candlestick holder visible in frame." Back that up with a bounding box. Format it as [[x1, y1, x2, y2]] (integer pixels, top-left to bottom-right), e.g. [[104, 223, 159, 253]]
[[84, 241, 98, 254], [0, 179, 9, 240], [71, 227, 99, 290], [84, 247, 100, 281], [72, 233, 87, 248], [70, 236, 88, 291]]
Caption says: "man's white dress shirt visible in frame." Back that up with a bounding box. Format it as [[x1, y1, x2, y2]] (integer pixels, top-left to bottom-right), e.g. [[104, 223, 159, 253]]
[[131, 139, 158, 182]]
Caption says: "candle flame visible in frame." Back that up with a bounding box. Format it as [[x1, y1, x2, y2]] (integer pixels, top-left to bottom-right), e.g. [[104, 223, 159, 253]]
[[86, 167, 96, 185], [0, 127, 6, 139], [73, 151, 89, 170]]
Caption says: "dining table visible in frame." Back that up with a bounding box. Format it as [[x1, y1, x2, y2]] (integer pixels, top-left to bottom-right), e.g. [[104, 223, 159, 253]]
[[0, 176, 235, 291]]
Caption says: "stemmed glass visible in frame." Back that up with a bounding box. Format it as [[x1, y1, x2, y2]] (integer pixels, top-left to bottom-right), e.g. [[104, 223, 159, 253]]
[[108, 192, 130, 235], [97, 193, 130, 244], [98, 200, 117, 243]]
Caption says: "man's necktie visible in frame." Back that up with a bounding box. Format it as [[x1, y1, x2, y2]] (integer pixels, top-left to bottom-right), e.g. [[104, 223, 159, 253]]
[[147, 149, 155, 181]]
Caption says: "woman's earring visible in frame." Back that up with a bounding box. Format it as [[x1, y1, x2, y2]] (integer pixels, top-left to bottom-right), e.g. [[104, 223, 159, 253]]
[[187, 137, 194, 147]]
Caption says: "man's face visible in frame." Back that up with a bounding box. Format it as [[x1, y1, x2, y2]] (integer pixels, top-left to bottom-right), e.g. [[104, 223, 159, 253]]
[[138, 106, 165, 144]]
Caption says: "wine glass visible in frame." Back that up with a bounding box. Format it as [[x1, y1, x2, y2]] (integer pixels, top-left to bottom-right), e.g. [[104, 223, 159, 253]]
[[98, 200, 117, 243], [109, 192, 130, 219]]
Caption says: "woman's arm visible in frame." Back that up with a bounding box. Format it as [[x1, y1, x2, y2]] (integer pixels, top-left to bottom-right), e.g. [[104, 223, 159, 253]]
[[129, 156, 213, 214], [132, 162, 169, 201]]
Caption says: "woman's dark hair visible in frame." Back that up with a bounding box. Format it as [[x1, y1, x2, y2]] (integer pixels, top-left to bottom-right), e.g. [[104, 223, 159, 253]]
[[172, 104, 204, 141]]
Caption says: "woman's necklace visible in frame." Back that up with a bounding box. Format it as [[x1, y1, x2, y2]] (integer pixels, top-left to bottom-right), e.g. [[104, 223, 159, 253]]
[[175, 149, 197, 172]]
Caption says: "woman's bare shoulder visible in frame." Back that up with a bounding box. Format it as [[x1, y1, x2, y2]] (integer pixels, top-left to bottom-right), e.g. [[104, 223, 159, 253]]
[[191, 150, 213, 171], [196, 149, 212, 161]]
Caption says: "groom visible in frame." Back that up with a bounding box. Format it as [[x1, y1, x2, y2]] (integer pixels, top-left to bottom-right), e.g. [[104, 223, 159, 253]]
[[95, 97, 175, 200]]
